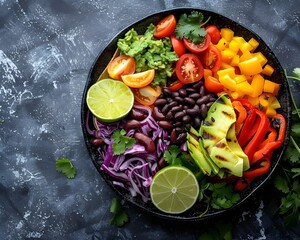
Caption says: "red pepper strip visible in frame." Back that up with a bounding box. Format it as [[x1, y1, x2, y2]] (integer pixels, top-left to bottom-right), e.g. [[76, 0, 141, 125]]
[[237, 99, 255, 111], [237, 108, 257, 147], [234, 177, 254, 191], [257, 126, 277, 150], [243, 109, 270, 164], [243, 152, 272, 178], [232, 100, 247, 135], [252, 114, 286, 163]]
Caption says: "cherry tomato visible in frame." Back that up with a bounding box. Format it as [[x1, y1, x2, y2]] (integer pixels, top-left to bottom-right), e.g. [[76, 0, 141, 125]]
[[168, 80, 185, 91], [154, 15, 176, 39], [205, 25, 221, 44], [132, 85, 162, 106], [204, 75, 223, 93], [175, 53, 204, 84], [121, 69, 155, 88], [107, 55, 136, 80], [183, 34, 211, 53], [199, 45, 222, 73], [170, 35, 185, 57]]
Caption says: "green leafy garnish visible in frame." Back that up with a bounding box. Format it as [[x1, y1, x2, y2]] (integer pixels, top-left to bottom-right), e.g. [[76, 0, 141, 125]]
[[198, 220, 233, 240], [110, 198, 129, 227], [175, 11, 210, 44], [273, 68, 300, 228], [112, 129, 136, 155], [55, 158, 76, 179]]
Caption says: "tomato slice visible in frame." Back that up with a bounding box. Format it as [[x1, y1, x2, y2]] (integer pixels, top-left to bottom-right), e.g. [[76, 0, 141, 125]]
[[183, 34, 211, 53], [132, 85, 162, 106], [204, 75, 223, 93], [121, 69, 155, 88], [168, 80, 184, 91], [199, 45, 222, 73], [107, 55, 136, 80], [175, 53, 204, 84], [205, 25, 221, 44], [154, 15, 176, 38], [170, 35, 185, 57]]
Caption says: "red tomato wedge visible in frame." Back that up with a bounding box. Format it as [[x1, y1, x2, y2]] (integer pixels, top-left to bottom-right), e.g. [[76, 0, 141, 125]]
[[107, 55, 136, 80], [154, 15, 176, 38], [175, 53, 204, 84], [199, 45, 222, 73], [170, 35, 185, 57], [204, 75, 223, 93], [183, 34, 211, 53], [132, 85, 162, 106], [168, 80, 185, 91], [205, 25, 221, 44]]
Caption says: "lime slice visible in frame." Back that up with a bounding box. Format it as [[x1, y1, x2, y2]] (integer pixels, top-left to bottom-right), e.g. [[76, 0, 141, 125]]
[[150, 166, 199, 214], [86, 78, 134, 122]]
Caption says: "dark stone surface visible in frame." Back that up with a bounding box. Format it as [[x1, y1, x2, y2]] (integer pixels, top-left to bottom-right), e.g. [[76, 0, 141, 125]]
[[0, 0, 299, 239]]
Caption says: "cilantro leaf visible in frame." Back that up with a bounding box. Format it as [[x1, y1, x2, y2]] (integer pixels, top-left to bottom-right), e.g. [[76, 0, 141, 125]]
[[198, 220, 233, 240], [110, 198, 129, 227], [291, 123, 300, 137], [292, 68, 300, 79], [112, 129, 136, 155], [55, 158, 76, 179], [273, 174, 290, 193], [163, 145, 183, 165], [174, 11, 209, 44]]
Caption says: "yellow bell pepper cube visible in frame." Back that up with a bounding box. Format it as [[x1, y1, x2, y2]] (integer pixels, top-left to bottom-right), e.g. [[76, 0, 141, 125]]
[[250, 74, 265, 97], [248, 38, 259, 52], [235, 80, 254, 95], [265, 106, 277, 117], [263, 79, 281, 96], [216, 38, 229, 51], [252, 52, 268, 66], [221, 49, 236, 63], [230, 91, 244, 100], [232, 36, 246, 45], [240, 42, 254, 53], [230, 54, 240, 67], [229, 40, 240, 53], [234, 75, 247, 84], [217, 67, 236, 78], [259, 93, 275, 108], [220, 62, 235, 70], [219, 74, 236, 91], [270, 97, 281, 109], [221, 28, 234, 42], [262, 64, 274, 76], [239, 50, 253, 62], [245, 95, 260, 108], [238, 56, 263, 76]]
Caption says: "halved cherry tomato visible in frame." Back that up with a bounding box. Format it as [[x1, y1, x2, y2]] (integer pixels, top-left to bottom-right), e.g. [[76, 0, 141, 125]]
[[199, 45, 222, 72], [183, 34, 211, 53], [168, 80, 184, 91], [154, 15, 176, 39], [175, 53, 204, 84], [205, 25, 221, 44], [107, 55, 136, 80], [204, 75, 223, 93], [121, 69, 155, 88], [132, 85, 161, 106], [170, 35, 185, 57]]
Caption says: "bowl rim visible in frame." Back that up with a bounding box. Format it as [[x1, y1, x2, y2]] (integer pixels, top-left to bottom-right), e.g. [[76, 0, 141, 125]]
[[81, 7, 292, 222]]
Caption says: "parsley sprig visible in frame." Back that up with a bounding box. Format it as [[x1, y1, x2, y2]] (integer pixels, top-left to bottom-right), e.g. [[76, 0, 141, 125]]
[[273, 68, 300, 228]]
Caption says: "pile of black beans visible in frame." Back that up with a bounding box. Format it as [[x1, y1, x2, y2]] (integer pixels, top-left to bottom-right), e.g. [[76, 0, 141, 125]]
[[153, 81, 217, 144]]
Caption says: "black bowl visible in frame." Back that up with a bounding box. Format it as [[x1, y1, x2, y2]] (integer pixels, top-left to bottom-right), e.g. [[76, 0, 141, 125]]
[[81, 8, 291, 222]]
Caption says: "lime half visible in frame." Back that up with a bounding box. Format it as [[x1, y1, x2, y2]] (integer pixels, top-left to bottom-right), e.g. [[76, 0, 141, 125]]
[[86, 78, 134, 122], [150, 166, 199, 214]]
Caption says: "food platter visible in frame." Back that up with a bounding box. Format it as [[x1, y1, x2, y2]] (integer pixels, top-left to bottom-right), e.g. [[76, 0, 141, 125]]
[[81, 8, 291, 221]]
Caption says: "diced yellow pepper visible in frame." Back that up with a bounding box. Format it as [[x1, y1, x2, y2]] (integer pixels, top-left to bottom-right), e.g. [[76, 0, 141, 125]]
[[246, 95, 260, 108], [230, 91, 244, 99], [235, 81, 254, 95], [229, 40, 240, 53], [238, 56, 263, 76], [259, 93, 275, 108], [217, 67, 236, 78], [234, 75, 247, 84], [252, 52, 268, 66], [262, 64, 274, 76], [221, 49, 236, 63], [239, 50, 253, 62], [221, 28, 234, 42], [263, 79, 281, 96], [230, 55, 240, 67], [248, 38, 259, 52], [270, 97, 281, 109], [232, 36, 246, 45], [216, 38, 229, 51], [265, 106, 277, 117], [219, 74, 236, 91], [220, 62, 234, 70], [250, 74, 265, 97], [240, 42, 254, 53]]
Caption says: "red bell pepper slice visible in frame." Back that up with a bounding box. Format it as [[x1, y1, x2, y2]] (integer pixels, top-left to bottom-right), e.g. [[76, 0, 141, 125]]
[[237, 108, 257, 147], [232, 100, 247, 135]]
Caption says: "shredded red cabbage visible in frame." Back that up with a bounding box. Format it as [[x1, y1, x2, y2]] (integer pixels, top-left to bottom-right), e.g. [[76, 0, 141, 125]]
[[87, 105, 170, 202]]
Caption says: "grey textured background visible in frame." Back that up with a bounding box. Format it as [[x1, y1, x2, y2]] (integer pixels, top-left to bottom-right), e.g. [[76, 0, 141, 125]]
[[0, 0, 300, 239]]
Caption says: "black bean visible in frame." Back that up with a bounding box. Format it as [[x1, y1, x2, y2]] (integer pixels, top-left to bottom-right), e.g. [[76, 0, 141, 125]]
[[199, 85, 205, 97], [171, 105, 183, 114], [175, 127, 185, 133], [161, 104, 169, 114], [166, 97, 173, 103], [91, 138, 104, 146], [168, 101, 178, 109], [173, 121, 183, 127], [165, 111, 173, 120], [170, 129, 178, 143], [158, 157, 167, 169], [200, 104, 208, 119], [153, 107, 166, 121], [174, 111, 185, 119], [194, 117, 201, 129], [172, 91, 180, 98], [174, 96, 184, 103], [154, 98, 167, 107], [186, 106, 200, 116], [189, 93, 201, 100], [134, 132, 156, 153], [176, 132, 187, 144], [196, 95, 210, 105], [178, 89, 187, 97], [206, 101, 214, 108], [158, 121, 173, 130], [124, 119, 141, 131], [162, 87, 171, 96], [192, 81, 203, 89], [184, 97, 195, 106], [186, 87, 197, 93], [129, 108, 147, 120], [182, 115, 191, 124]]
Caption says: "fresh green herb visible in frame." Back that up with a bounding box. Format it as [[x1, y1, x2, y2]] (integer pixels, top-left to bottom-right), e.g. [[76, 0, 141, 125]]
[[55, 158, 76, 179], [117, 24, 178, 86], [273, 68, 300, 228], [112, 129, 136, 155], [110, 198, 129, 227], [175, 11, 210, 44], [198, 220, 233, 240]]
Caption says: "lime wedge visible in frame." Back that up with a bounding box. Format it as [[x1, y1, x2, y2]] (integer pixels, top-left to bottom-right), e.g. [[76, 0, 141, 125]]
[[86, 78, 134, 122], [150, 166, 199, 214]]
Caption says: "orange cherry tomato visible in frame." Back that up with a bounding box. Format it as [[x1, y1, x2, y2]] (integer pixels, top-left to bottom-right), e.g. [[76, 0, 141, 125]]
[[107, 55, 136, 80], [204, 75, 223, 93], [175, 53, 204, 84], [154, 14, 177, 38], [199, 45, 222, 73], [132, 85, 162, 106], [121, 69, 155, 88], [170, 35, 185, 57], [183, 34, 211, 53], [168, 80, 185, 91], [205, 25, 221, 44]]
